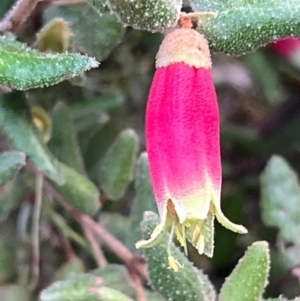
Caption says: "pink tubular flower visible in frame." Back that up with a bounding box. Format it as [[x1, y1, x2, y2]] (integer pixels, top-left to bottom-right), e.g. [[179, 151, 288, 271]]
[[269, 37, 300, 64], [136, 18, 247, 270]]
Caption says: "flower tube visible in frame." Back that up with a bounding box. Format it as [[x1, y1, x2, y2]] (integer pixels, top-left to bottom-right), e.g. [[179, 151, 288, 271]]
[[136, 18, 247, 270]]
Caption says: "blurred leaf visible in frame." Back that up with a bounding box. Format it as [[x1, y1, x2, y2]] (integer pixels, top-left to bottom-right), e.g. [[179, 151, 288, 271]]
[[100, 213, 131, 244], [40, 273, 134, 301], [260, 155, 300, 267], [146, 291, 168, 301], [219, 241, 270, 301], [72, 108, 109, 133], [0, 174, 29, 221], [45, 5, 124, 60], [0, 151, 25, 187], [49, 102, 85, 174], [36, 18, 73, 53], [140, 211, 216, 301], [0, 285, 31, 301], [126, 152, 157, 251], [0, 0, 13, 19], [244, 49, 284, 105], [0, 36, 98, 90], [71, 92, 125, 115], [54, 257, 86, 281], [100, 129, 139, 200], [190, 0, 300, 55], [0, 97, 64, 185], [99, 0, 182, 32], [0, 233, 16, 282], [92, 264, 136, 298], [53, 162, 100, 215]]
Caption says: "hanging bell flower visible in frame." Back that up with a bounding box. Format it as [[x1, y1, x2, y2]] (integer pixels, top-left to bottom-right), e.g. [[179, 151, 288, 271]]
[[136, 16, 247, 271]]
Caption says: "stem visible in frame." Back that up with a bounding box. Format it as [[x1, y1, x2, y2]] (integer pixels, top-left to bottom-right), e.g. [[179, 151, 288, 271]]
[[80, 218, 108, 268], [51, 0, 86, 6], [0, 0, 42, 32], [45, 201, 90, 250], [30, 172, 43, 289]]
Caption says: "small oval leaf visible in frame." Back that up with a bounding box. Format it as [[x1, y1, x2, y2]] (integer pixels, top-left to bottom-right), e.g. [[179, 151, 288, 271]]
[[260, 155, 300, 267], [53, 162, 100, 215], [0, 97, 64, 184], [190, 0, 300, 55], [219, 241, 270, 301], [0, 151, 25, 187], [106, 0, 182, 32], [49, 102, 85, 174], [0, 35, 99, 90], [100, 129, 139, 201]]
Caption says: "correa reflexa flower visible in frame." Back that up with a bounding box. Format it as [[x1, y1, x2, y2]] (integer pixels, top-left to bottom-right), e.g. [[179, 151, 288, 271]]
[[269, 37, 300, 67], [136, 16, 247, 271]]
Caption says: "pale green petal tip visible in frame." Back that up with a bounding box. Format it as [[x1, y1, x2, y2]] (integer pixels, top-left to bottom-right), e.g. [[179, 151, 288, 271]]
[[214, 207, 248, 234], [135, 222, 168, 250]]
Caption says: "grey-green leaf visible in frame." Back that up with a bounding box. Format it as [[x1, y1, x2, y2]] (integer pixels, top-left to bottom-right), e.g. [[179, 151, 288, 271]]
[[45, 5, 124, 60], [0, 97, 64, 184], [105, 0, 182, 32], [92, 264, 136, 298], [53, 162, 100, 215], [191, 0, 300, 55], [0, 35, 99, 90], [0, 151, 25, 187], [41, 273, 134, 301], [49, 102, 85, 174], [260, 155, 300, 267], [219, 241, 270, 301], [126, 152, 157, 252], [141, 211, 216, 301], [100, 129, 139, 200]]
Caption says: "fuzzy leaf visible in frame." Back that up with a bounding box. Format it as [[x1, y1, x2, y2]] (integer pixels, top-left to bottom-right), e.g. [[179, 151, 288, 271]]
[[0, 151, 25, 187], [126, 152, 157, 252], [100, 129, 139, 200], [104, 0, 182, 32], [53, 162, 100, 215], [92, 264, 136, 298], [219, 241, 270, 301], [54, 257, 86, 281], [140, 211, 216, 301], [40, 273, 134, 301], [49, 102, 85, 174], [0, 36, 98, 90], [45, 5, 124, 60], [190, 0, 300, 55], [260, 155, 300, 267], [0, 97, 64, 185]]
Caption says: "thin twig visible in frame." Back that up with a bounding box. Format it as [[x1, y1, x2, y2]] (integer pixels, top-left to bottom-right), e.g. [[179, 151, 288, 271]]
[[0, 0, 43, 32], [130, 269, 148, 301], [30, 171, 43, 289], [51, 0, 86, 6], [26, 161, 149, 281], [80, 218, 108, 268]]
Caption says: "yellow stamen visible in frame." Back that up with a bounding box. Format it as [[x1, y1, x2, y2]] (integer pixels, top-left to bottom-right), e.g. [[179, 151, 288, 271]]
[[196, 234, 205, 254], [167, 256, 184, 272]]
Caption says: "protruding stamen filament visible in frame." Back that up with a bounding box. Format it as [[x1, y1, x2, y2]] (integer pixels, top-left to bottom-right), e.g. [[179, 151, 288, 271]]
[[197, 234, 205, 254], [167, 256, 184, 272]]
